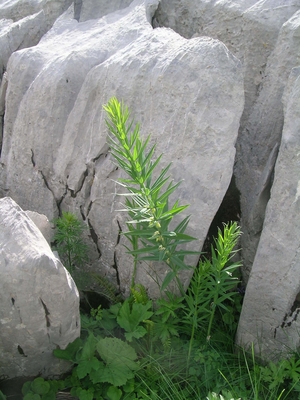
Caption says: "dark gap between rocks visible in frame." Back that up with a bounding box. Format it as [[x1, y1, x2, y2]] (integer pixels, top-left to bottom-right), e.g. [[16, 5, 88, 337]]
[[201, 175, 241, 260]]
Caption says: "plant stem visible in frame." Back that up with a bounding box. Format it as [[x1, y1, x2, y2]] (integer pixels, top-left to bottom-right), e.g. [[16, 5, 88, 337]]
[[206, 272, 220, 341]]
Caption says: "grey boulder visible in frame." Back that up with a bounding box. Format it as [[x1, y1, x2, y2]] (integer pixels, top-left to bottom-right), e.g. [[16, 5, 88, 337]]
[[0, 197, 80, 378], [236, 67, 300, 359]]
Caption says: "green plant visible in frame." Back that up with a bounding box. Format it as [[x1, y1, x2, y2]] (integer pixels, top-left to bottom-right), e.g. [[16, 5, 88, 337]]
[[23, 98, 300, 400], [22, 377, 65, 400], [117, 297, 153, 342], [53, 333, 139, 400], [259, 355, 300, 392], [174, 222, 241, 369], [103, 97, 198, 294], [91, 273, 123, 304], [206, 222, 241, 338], [206, 391, 241, 400], [53, 211, 88, 274]]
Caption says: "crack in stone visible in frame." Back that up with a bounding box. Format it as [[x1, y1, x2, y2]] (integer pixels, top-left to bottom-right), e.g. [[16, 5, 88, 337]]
[[40, 298, 51, 328], [29, 149, 62, 216], [80, 204, 86, 221], [116, 219, 122, 245], [92, 150, 108, 163], [39, 169, 57, 200], [0, 71, 8, 157], [86, 200, 93, 218], [69, 168, 88, 198], [87, 218, 101, 257], [274, 296, 300, 338], [30, 149, 36, 167], [57, 184, 68, 216], [113, 250, 121, 287], [17, 345, 27, 357]]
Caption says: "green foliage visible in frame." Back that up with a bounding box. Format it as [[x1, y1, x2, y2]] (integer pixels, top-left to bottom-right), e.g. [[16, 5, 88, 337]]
[[22, 377, 64, 400], [52, 331, 139, 399], [53, 211, 88, 274], [23, 99, 300, 400], [53, 213, 121, 305], [97, 337, 138, 386], [92, 273, 123, 304], [184, 222, 241, 344], [117, 299, 153, 342], [207, 391, 241, 400], [131, 284, 149, 305], [103, 97, 198, 293], [152, 291, 184, 346], [259, 355, 300, 391]]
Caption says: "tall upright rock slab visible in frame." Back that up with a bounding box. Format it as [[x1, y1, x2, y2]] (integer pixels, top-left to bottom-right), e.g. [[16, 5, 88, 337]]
[[236, 67, 300, 359], [236, 9, 300, 279], [154, 0, 300, 279]]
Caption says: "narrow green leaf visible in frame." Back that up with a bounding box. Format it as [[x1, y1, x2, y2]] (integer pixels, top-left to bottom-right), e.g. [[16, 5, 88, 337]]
[[161, 271, 176, 292], [129, 245, 160, 255], [150, 163, 172, 193], [143, 153, 162, 181], [157, 181, 183, 204], [159, 205, 189, 220]]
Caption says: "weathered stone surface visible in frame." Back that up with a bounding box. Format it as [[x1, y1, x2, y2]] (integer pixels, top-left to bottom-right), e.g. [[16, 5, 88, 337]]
[[1, 0, 159, 217], [0, 197, 80, 378], [77, 0, 133, 22], [0, 0, 244, 297], [236, 9, 300, 279], [0, 11, 47, 86], [154, 0, 300, 279], [0, 1, 73, 82], [0, 0, 74, 166], [155, 0, 300, 125], [236, 67, 300, 358], [26, 210, 54, 245], [0, 0, 73, 24]]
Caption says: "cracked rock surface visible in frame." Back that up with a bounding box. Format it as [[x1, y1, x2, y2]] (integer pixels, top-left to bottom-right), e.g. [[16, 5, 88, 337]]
[[0, 197, 80, 378], [0, 0, 244, 301], [155, 0, 300, 359], [236, 66, 300, 360], [1, 0, 300, 363]]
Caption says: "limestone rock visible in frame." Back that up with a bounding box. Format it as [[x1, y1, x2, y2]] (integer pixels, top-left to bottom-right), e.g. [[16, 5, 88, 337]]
[[0, 0, 159, 217], [0, 197, 80, 378], [0, 0, 73, 25], [57, 31, 244, 297], [0, 0, 244, 297], [26, 210, 54, 245], [236, 9, 300, 279], [0, 0, 73, 81], [155, 0, 300, 125], [0, 11, 47, 80], [154, 0, 300, 279], [77, 0, 133, 22], [236, 67, 300, 358]]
